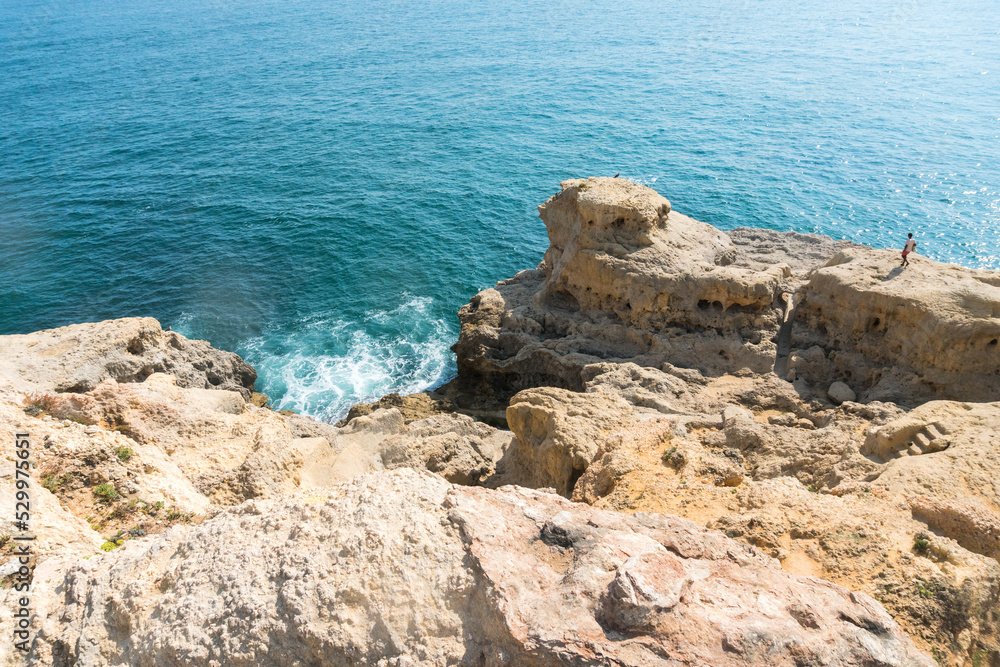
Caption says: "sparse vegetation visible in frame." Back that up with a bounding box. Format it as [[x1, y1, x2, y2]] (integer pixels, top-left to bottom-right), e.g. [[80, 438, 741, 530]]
[[661, 445, 677, 464], [913, 536, 929, 554], [115, 445, 134, 462], [42, 471, 74, 492], [916, 577, 940, 599], [100, 540, 121, 552], [165, 509, 193, 522], [93, 482, 120, 502]]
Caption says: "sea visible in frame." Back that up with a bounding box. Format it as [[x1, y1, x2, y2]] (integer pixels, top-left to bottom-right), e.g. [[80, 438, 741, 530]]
[[2, 0, 998, 422]]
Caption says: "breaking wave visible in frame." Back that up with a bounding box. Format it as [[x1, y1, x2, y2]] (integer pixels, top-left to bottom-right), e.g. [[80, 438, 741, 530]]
[[239, 297, 455, 423]]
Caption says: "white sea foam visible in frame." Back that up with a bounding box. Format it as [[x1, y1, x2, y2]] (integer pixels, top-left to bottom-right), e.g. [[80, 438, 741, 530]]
[[240, 297, 456, 423]]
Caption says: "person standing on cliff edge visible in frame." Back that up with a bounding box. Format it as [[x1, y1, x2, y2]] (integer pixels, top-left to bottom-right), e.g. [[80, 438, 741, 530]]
[[900, 233, 916, 267]]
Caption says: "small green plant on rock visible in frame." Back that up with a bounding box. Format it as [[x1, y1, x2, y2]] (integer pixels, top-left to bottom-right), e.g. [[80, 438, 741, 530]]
[[42, 472, 74, 493], [93, 483, 120, 502], [661, 445, 678, 464], [916, 577, 940, 599], [100, 540, 122, 552], [165, 509, 193, 521], [913, 536, 930, 554], [115, 446, 133, 463]]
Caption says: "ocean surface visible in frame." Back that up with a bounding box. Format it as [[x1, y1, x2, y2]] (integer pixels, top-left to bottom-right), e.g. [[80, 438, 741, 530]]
[[2, 0, 998, 422]]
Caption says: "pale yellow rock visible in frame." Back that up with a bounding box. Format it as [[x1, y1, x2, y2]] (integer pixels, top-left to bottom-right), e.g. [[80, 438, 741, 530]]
[[795, 249, 1000, 403], [27, 470, 933, 667], [0, 317, 256, 399], [500, 386, 636, 496], [453, 179, 851, 401]]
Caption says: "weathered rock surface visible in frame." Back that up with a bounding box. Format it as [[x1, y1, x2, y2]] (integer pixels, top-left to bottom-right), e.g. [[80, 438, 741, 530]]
[[28, 469, 932, 667], [439, 172, 1000, 663], [454, 177, 1000, 406], [452, 178, 804, 398], [790, 249, 1000, 403], [379, 412, 510, 485], [828, 381, 857, 405], [19, 373, 312, 508], [496, 386, 636, 496], [334, 390, 457, 426], [0, 318, 256, 399]]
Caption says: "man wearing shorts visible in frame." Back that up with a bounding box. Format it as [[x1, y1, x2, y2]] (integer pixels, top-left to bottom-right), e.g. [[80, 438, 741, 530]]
[[901, 233, 916, 267]]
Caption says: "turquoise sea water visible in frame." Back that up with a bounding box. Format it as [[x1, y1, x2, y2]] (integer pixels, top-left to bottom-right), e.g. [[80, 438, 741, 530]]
[[2, 0, 999, 421]]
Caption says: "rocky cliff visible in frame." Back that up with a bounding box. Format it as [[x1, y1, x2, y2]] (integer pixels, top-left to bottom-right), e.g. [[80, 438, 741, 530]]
[[5, 178, 1000, 666], [453, 177, 1000, 406]]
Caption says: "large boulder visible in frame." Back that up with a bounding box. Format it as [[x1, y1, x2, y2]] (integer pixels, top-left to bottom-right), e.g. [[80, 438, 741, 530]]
[[28, 469, 933, 667], [496, 386, 635, 496]]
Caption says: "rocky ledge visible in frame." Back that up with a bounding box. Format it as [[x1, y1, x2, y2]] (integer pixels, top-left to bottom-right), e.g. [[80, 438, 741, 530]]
[[3, 178, 1000, 666]]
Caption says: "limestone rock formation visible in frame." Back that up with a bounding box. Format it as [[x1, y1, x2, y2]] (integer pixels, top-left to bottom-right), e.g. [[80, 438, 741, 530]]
[[828, 381, 857, 405], [18, 373, 313, 508], [0, 318, 256, 399], [28, 469, 932, 667], [497, 386, 636, 496], [379, 412, 510, 485], [442, 174, 1000, 663], [334, 390, 457, 426], [452, 177, 803, 398], [790, 249, 1000, 403], [454, 177, 1000, 407]]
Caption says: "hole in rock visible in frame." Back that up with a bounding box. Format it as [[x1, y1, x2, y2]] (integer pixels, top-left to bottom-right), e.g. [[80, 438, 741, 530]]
[[549, 290, 580, 312], [872, 318, 880, 328], [990, 339, 998, 347], [567, 465, 585, 496], [712, 301, 724, 310], [698, 300, 710, 310]]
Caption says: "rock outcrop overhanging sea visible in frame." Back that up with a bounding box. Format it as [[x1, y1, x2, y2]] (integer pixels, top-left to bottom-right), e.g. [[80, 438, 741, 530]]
[[3, 178, 1000, 666]]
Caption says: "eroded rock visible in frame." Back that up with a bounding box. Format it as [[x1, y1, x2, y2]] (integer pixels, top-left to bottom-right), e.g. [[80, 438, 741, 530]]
[[0, 318, 256, 399], [28, 470, 933, 667]]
